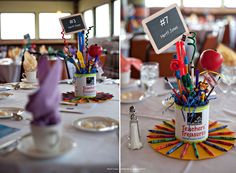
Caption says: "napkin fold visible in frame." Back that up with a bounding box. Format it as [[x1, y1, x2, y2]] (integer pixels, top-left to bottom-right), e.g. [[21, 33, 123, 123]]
[[121, 54, 142, 72], [25, 57, 62, 126], [23, 51, 38, 72]]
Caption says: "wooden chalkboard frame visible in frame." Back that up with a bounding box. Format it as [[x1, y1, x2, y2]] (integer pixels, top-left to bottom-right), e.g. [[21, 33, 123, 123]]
[[59, 13, 87, 35], [142, 4, 189, 54]]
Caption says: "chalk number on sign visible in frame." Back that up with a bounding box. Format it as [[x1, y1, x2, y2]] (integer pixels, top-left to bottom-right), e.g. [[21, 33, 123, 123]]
[[160, 16, 168, 27]]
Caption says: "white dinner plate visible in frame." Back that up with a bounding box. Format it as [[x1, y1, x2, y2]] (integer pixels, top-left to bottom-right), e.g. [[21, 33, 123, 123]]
[[17, 135, 77, 159], [0, 107, 24, 119], [73, 116, 119, 132], [20, 83, 38, 90], [121, 79, 139, 89], [121, 90, 145, 104], [0, 92, 13, 100]]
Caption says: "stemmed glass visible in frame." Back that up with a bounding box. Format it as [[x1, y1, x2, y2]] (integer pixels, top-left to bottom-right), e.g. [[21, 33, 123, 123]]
[[140, 62, 159, 96]]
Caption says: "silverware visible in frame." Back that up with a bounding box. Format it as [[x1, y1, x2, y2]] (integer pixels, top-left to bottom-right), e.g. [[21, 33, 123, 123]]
[[13, 83, 20, 90], [60, 109, 83, 114]]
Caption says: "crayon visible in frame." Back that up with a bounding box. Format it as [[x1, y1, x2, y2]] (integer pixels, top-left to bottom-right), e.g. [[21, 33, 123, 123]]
[[192, 143, 199, 159], [147, 134, 175, 138], [180, 143, 190, 159], [148, 129, 175, 135], [163, 121, 175, 129], [166, 142, 184, 155], [209, 121, 218, 128], [198, 142, 214, 156], [209, 131, 234, 136], [155, 141, 179, 150], [208, 125, 228, 133], [203, 141, 227, 152], [208, 136, 236, 140], [207, 139, 234, 146], [148, 138, 176, 144], [155, 125, 175, 132]]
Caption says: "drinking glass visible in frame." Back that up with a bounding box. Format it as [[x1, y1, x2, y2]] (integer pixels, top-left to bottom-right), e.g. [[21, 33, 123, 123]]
[[140, 62, 159, 96]]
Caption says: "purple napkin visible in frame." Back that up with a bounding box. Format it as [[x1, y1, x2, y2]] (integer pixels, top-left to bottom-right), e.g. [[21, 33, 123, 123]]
[[25, 57, 62, 126]]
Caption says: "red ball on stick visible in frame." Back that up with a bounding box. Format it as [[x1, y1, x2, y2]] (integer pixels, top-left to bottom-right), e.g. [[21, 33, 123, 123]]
[[88, 44, 103, 57], [200, 49, 223, 71]]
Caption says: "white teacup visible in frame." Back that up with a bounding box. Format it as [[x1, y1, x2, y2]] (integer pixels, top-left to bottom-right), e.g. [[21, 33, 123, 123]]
[[121, 70, 131, 85], [31, 123, 62, 153], [22, 71, 37, 82]]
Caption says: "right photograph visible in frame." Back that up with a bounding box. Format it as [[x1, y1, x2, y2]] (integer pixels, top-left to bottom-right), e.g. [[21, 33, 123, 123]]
[[120, 0, 236, 172]]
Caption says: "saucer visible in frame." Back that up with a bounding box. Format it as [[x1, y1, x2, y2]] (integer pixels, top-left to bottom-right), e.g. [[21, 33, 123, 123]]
[[0, 107, 24, 119], [21, 78, 37, 83], [121, 90, 146, 104], [20, 83, 38, 90], [121, 79, 139, 89], [17, 135, 77, 159]]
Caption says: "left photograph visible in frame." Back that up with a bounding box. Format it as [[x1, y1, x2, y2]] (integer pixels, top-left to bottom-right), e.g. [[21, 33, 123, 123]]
[[0, 0, 120, 173]]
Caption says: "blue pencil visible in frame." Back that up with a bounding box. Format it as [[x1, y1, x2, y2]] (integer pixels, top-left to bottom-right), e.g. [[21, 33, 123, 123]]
[[208, 125, 228, 133], [203, 141, 227, 152], [148, 130, 175, 135], [166, 142, 184, 155]]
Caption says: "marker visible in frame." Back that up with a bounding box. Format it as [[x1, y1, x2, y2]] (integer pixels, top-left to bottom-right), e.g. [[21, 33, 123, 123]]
[[148, 129, 175, 135], [147, 134, 175, 138], [209, 131, 234, 136], [155, 141, 179, 150], [155, 125, 175, 132], [209, 121, 218, 128], [163, 121, 175, 129], [208, 125, 228, 133], [164, 77, 182, 103], [184, 56, 189, 74], [148, 138, 176, 144], [166, 142, 184, 155], [203, 141, 228, 152], [192, 143, 199, 159], [208, 136, 236, 140], [198, 142, 214, 156], [195, 69, 199, 87], [180, 143, 190, 159], [207, 139, 234, 146]]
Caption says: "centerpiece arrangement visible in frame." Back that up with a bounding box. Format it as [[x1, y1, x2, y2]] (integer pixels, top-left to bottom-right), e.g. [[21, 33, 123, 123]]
[[142, 4, 235, 160]]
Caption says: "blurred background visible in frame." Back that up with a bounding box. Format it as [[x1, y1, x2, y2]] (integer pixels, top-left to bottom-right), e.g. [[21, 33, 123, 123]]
[[121, 0, 236, 82], [0, 0, 120, 83]]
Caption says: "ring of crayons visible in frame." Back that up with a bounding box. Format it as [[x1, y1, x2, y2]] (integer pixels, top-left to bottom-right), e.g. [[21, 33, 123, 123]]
[[147, 120, 235, 160], [62, 91, 113, 104]]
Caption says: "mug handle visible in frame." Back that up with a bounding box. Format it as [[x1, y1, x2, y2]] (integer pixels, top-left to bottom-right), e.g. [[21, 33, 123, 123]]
[[48, 131, 60, 148], [22, 73, 26, 79]]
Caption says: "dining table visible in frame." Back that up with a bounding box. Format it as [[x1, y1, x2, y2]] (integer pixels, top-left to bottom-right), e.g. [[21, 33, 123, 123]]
[[121, 78, 236, 173], [0, 79, 119, 173]]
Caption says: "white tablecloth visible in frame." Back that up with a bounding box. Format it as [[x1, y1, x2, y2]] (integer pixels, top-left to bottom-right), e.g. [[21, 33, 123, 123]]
[[121, 78, 236, 173], [0, 82, 119, 173]]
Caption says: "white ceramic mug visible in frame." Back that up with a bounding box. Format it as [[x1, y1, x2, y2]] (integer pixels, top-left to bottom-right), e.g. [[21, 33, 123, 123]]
[[22, 71, 37, 82], [31, 123, 62, 153], [121, 70, 131, 85]]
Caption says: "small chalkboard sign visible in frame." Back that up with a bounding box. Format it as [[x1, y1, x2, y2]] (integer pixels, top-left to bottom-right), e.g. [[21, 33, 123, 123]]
[[59, 13, 87, 35], [142, 4, 189, 54]]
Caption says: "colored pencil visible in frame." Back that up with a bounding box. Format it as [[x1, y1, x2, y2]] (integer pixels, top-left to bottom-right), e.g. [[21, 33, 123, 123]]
[[148, 138, 176, 144], [163, 121, 175, 129], [155, 141, 179, 150], [208, 125, 228, 133], [195, 69, 199, 87], [192, 143, 199, 159], [198, 142, 214, 156], [208, 136, 236, 140], [203, 141, 227, 152], [209, 131, 234, 136], [148, 129, 175, 135], [147, 134, 175, 138], [166, 142, 184, 155], [180, 143, 190, 159], [155, 125, 175, 132], [207, 139, 234, 146], [209, 121, 218, 128]]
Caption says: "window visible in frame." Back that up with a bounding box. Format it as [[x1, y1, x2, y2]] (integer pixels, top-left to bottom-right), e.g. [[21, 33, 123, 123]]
[[39, 13, 71, 39], [145, 0, 181, 7], [113, 0, 120, 36], [224, 0, 236, 8], [0, 13, 35, 39], [96, 4, 110, 37], [84, 10, 94, 38], [183, 0, 222, 8]]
